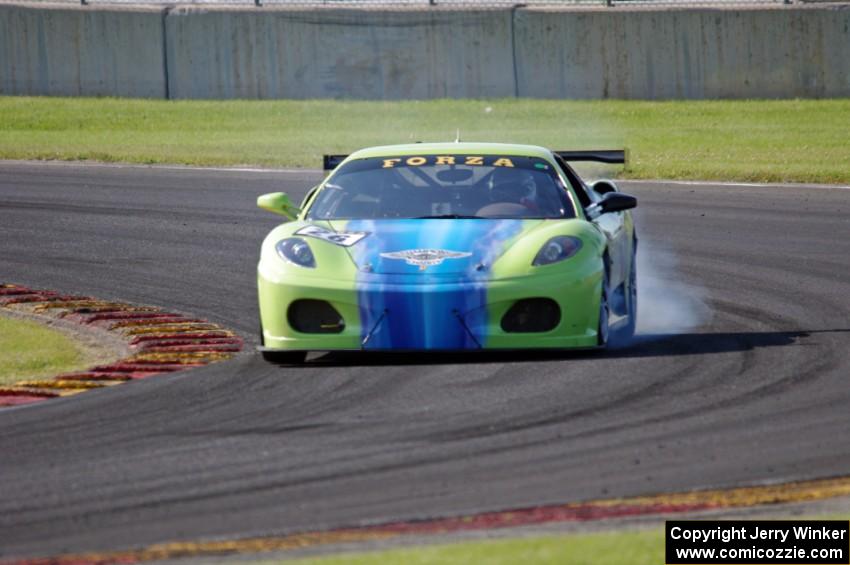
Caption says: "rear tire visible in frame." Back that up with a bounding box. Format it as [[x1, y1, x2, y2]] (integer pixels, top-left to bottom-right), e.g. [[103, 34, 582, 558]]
[[617, 244, 638, 343], [597, 267, 610, 347]]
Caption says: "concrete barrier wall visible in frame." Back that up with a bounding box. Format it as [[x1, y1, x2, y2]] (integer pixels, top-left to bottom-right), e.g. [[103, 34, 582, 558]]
[[514, 6, 850, 99], [0, 4, 167, 97], [1, 3, 849, 99], [164, 8, 514, 99]]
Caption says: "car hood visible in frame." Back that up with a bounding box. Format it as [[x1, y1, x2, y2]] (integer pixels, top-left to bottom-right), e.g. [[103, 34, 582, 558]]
[[328, 219, 539, 276]]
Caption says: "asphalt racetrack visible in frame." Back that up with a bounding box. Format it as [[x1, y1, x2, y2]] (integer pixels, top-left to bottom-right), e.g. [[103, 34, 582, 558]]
[[1, 163, 849, 558]]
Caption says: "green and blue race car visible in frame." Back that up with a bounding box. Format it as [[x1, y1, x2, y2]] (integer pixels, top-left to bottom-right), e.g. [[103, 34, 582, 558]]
[[257, 142, 637, 363]]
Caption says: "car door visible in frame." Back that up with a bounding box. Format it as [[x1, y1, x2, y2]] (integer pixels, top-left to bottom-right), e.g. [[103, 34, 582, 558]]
[[586, 181, 631, 291]]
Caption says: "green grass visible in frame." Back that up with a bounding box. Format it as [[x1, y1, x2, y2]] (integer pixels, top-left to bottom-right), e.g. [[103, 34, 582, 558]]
[[2, 97, 850, 183], [274, 515, 850, 565], [280, 529, 664, 565], [0, 314, 89, 385]]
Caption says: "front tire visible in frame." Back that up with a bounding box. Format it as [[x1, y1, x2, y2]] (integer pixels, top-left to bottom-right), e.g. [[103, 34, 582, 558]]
[[259, 321, 306, 364], [261, 350, 307, 364]]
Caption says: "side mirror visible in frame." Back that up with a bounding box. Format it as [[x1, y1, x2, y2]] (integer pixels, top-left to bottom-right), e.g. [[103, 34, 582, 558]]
[[599, 192, 637, 213], [257, 192, 301, 221]]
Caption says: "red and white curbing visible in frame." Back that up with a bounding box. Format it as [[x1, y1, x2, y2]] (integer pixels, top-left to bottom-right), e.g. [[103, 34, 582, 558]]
[[0, 283, 243, 407]]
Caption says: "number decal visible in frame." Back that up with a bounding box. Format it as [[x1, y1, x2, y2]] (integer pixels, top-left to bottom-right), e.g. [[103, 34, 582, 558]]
[[295, 225, 369, 247]]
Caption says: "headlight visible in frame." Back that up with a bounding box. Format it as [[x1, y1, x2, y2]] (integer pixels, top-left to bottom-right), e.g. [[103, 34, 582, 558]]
[[275, 238, 316, 268], [532, 236, 582, 266]]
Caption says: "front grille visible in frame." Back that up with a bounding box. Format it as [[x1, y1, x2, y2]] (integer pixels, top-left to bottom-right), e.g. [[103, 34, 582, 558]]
[[500, 298, 560, 333], [287, 300, 345, 334]]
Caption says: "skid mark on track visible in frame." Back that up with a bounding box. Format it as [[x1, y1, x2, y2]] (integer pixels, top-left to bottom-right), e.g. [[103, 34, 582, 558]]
[[7, 475, 850, 564], [0, 283, 243, 408]]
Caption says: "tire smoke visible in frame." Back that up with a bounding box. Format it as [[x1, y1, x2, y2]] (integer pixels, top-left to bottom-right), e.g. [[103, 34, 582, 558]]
[[634, 239, 712, 338]]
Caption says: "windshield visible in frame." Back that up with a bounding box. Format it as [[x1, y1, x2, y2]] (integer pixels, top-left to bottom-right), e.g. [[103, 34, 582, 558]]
[[306, 155, 576, 220]]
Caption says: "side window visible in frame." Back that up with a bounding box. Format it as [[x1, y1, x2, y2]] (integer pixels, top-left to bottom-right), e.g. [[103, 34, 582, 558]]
[[553, 154, 593, 209]]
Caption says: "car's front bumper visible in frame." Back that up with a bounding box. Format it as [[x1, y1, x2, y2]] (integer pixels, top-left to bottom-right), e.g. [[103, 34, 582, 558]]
[[258, 263, 602, 351]]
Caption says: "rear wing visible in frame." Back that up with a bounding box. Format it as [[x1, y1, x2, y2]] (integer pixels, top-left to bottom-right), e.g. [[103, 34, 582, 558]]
[[554, 150, 627, 165], [323, 154, 348, 171], [324, 150, 627, 170]]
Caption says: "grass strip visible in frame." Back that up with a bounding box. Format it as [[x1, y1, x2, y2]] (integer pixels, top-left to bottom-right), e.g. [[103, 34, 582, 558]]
[[274, 514, 849, 565], [2, 97, 850, 184], [277, 529, 664, 565], [0, 313, 89, 385]]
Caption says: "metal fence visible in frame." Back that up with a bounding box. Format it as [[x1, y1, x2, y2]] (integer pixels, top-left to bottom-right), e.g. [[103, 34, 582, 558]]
[[1, 0, 819, 7]]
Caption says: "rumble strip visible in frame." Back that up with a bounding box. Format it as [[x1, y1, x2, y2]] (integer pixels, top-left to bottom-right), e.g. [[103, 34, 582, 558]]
[[5, 475, 850, 564], [0, 283, 243, 408]]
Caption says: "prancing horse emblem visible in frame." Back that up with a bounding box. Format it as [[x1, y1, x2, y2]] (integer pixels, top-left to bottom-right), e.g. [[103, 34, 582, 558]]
[[380, 249, 472, 271]]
